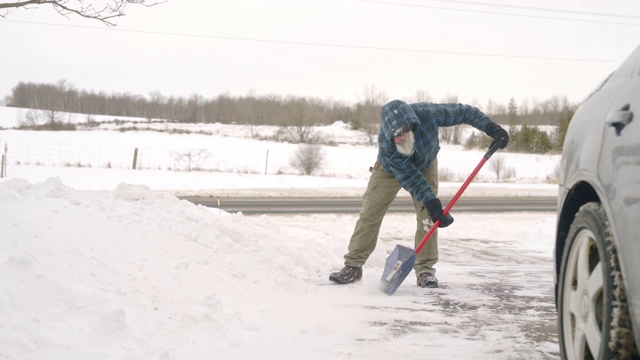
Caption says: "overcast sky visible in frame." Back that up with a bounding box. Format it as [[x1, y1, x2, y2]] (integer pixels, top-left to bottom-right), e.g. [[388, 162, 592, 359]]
[[2, 0, 640, 107]]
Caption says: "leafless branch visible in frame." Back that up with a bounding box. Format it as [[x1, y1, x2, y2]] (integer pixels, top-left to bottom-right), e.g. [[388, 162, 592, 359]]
[[0, 0, 165, 26]]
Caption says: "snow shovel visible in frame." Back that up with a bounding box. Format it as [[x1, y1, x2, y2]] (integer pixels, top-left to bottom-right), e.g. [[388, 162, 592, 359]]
[[379, 140, 506, 295]]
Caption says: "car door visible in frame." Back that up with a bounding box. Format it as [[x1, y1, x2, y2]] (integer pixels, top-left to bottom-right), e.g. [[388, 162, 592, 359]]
[[597, 44, 640, 347]]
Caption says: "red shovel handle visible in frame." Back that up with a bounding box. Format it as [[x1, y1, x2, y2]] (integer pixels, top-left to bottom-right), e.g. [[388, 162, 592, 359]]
[[415, 140, 504, 254]]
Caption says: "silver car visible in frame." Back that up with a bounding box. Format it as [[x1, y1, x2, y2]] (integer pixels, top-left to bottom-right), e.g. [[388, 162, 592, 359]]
[[555, 43, 640, 359]]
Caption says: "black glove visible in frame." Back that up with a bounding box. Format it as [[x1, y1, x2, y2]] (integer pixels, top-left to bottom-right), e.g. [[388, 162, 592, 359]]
[[424, 198, 454, 228], [484, 122, 509, 149]]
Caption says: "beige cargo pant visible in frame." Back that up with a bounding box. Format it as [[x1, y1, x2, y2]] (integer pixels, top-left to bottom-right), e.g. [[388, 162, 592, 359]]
[[344, 158, 439, 276]]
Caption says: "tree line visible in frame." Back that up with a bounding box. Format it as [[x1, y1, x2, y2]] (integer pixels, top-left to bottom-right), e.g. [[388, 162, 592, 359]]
[[4, 80, 578, 152]]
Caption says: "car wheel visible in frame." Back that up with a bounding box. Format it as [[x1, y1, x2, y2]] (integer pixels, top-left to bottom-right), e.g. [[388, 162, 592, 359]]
[[558, 202, 638, 359]]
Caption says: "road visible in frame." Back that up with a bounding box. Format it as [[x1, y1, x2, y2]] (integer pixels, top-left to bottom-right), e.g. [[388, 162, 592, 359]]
[[180, 196, 557, 214]]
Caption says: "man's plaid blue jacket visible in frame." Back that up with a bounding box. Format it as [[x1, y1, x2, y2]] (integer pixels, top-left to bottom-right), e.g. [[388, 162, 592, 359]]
[[378, 100, 493, 207]]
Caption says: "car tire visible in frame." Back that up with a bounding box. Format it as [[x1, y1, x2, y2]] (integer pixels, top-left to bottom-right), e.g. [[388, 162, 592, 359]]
[[558, 202, 639, 359]]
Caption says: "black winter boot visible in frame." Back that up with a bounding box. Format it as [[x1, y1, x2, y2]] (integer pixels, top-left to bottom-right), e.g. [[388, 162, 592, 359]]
[[417, 272, 438, 288], [329, 266, 362, 284]]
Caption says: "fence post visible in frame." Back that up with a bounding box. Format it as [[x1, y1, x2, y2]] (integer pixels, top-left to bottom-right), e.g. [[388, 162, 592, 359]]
[[264, 149, 269, 174], [132, 148, 138, 170], [1, 143, 6, 178]]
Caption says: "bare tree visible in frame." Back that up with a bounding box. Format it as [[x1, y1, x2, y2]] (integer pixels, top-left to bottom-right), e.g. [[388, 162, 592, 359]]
[[489, 155, 506, 182], [438, 94, 463, 145], [485, 99, 496, 116], [21, 109, 41, 127], [43, 108, 66, 124], [242, 93, 270, 139], [282, 98, 318, 143], [290, 145, 324, 175], [413, 89, 433, 103], [19, 108, 74, 129], [520, 99, 530, 117], [0, 0, 165, 26], [172, 149, 210, 172], [146, 91, 164, 120], [355, 85, 385, 145], [185, 94, 203, 123]]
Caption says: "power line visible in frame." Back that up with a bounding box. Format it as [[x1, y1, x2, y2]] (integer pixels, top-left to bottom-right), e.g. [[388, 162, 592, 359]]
[[422, 0, 640, 20], [0, 19, 623, 63], [352, 0, 640, 26]]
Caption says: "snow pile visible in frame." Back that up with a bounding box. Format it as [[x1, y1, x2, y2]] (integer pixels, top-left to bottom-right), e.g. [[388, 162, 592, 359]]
[[0, 178, 345, 358]]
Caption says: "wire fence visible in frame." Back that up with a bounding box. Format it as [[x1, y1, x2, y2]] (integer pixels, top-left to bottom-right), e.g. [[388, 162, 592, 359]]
[[1, 141, 379, 179], [0, 140, 559, 183], [7, 142, 134, 169]]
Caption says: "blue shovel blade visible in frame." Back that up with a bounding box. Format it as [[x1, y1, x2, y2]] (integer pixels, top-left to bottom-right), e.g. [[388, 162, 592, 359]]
[[379, 245, 416, 295]]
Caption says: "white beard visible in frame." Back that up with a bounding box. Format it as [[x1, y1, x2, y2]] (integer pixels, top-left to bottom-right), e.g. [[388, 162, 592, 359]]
[[396, 131, 415, 156]]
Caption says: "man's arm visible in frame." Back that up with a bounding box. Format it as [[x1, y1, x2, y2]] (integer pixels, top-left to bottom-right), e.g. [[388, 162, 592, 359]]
[[412, 103, 492, 131]]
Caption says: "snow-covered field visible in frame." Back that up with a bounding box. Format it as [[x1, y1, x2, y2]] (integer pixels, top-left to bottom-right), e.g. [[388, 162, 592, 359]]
[[0, 106, 560, 188], [0, 106, 560, 359]]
